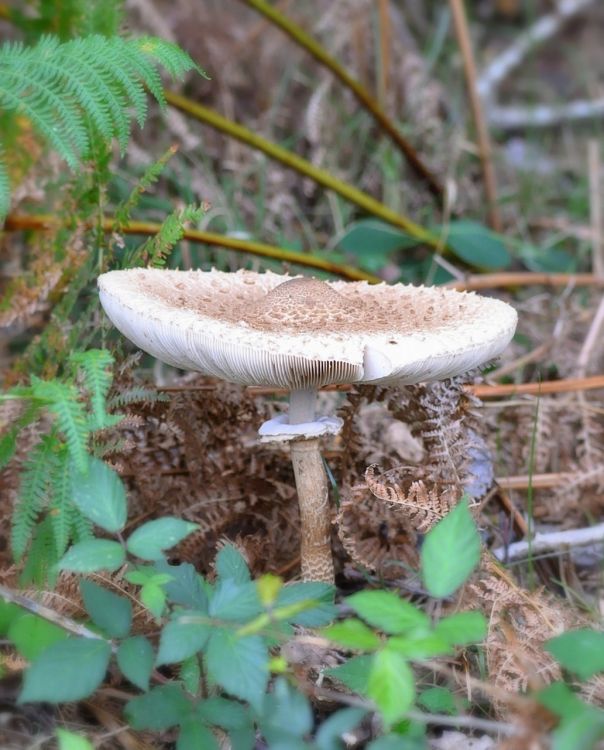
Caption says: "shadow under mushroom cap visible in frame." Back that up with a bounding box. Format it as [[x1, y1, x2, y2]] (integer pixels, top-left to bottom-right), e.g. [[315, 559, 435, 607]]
[[98, 268, 518, 389]]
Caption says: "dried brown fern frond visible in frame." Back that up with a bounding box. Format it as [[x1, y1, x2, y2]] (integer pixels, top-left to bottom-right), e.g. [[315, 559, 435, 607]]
[[364, 464, 460, 533], [336, 484, 418, 579], [462, 555, 574, 704]]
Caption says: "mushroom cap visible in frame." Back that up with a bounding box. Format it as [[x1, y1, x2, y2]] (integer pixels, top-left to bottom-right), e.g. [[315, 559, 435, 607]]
[[98, 268, 517, 388]]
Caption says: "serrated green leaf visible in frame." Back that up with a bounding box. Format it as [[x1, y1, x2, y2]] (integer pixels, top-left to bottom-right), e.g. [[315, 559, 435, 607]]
[[20, 638, 111, 703], [125, 684, 191, 730], [140, 582, 166, 618], [56, 729, 94, 750], [418, 687, 457, 715], [420, 500, 480, 598], [117, 636, 154, 691], [315, 707, 368, 750], [71, 458, 127, 533], [346, 591, 429, 635], [386, 633, 450, 659], [59, 539, 125, 573], [127, 517, 198, 560], [433, 611, 487, 646], [155, 560, 207, 610], [8, 614, 67, 660], [177, 718, 219, 750], [156, 615, 211, 665], [206, 630, 268, 710], [80, 580, 132, 638], [545, 629, 604, 680], [367, 650, 415, 725], [215, 544, 251, 583], [259, 677, 312, 744], [209, 579, 262, 622], [323, 619, 381, 650], [325, 655, 372, 694], [443, 220, 511, 270], [196, 697, 249, 730], [274, 582, 336, 626]]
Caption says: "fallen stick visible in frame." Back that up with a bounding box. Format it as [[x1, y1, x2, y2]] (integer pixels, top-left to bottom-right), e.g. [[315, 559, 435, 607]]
[[492, 521, 604, 562], [445, 272, 604, 290], [496, 472, 574, 490]]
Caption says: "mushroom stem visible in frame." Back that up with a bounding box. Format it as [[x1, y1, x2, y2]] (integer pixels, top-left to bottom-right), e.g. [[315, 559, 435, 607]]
[[288, 388, 317, 424], [290, 437, 334, 583]]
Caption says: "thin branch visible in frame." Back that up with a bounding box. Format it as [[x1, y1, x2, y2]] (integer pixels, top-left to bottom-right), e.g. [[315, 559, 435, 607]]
[[472, 375, 604, 399], [588, 139, 604, 277], [487, 98, 604, 129], [164, 90, 439, 250], [237, 0, 444, 200], [497, 472, 574, 490], [477, 0, 595, 102], [493, 521, 604, 562], [0, 583, 112, 645], [449, 0, 501, 231], [4, 213, 380, 283], [446, 271, 604, 291]]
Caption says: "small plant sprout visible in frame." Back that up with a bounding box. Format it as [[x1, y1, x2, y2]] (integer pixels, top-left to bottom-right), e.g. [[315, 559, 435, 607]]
[[98, 269, 517, 582]]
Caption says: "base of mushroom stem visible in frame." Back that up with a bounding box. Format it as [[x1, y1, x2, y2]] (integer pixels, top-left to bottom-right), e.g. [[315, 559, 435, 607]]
[[289, 437, 335, 583]]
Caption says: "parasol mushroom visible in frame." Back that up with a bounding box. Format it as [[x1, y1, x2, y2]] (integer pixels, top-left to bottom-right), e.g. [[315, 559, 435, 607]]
[[98, 268, 517, 582]]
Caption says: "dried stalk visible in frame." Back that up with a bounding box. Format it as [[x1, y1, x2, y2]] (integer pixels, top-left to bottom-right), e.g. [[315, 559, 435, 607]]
[[449, 0, 501, 231], [588, 139, 604, 277], [4, 213, 380, 283], [446, 272, 604, 291], [164, 90, 440, 249], [237, 0, 443, 200]]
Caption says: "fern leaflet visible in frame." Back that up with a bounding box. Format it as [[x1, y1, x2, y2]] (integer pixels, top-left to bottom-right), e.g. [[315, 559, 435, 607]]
[[132, 204, 204, 267], [70, 348, 116, 430]]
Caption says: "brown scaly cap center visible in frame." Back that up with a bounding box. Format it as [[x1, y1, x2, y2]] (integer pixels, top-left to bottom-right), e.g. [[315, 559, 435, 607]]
[[242, 277, 363, 333]]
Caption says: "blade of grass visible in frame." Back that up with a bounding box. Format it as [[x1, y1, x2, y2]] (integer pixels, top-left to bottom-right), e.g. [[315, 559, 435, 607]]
[[164, 90, 439, 249], [4, 213, 381, 283], [237, 0, 443, 200]]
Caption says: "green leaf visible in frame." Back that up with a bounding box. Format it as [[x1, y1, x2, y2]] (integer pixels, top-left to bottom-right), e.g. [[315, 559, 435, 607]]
[[259, 677, 312, 744], [206, 630, 268, 710], [539, 683, 604, 750], [156, 614, 211, 665], [117, 636, 154, 691], [274, 582, 336, 627], [346, 591, 429, 635], [433, 611, 487, 646], [20, 638, 111, 703], [59, 539, 125, 573], [367, 650, 415, 725], [196, 697, 250, 730], [80, 580, 132, 638], [338, 219, 418, 269], [418, 687, 457, 715], [315, 707, 368, 750], [127, 517, 198, 560], [155, 560, 208, 610], [180, 655, 201, 695], [8, 614, 67, 660], [71, 457, 127, 533], [325, 655, 372, 693], [56, 729, 94, 750], [545, 629, 604, 680], [386, 633, 450, 659], [323, 619, 381, 650], [126, 684, 191, 730], [209, 579, 262, 622], [177, 718, 219, 750], [215, 544, 251, 583], [420, 500, 480, 598], [140, 582, 167, 618], [444, 220, 511, 270], [0, 601, 24, 634]]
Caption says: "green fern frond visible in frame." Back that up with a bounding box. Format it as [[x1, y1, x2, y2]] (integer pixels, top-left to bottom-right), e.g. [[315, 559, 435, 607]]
[[19, 515, 59, 588], [12, 435, 57, 560], [30, 376, 89, 473], [0, 33, 204, 219], [114, 144, 178, 229], [69, 503, 94, 544], [0, 155, 9, 219], [70, 348, 115, 430], [107, 386, 170, 409], [133, 204, 204, 268], [0, 427, 18, 472], [48, 446, 72, 557]]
